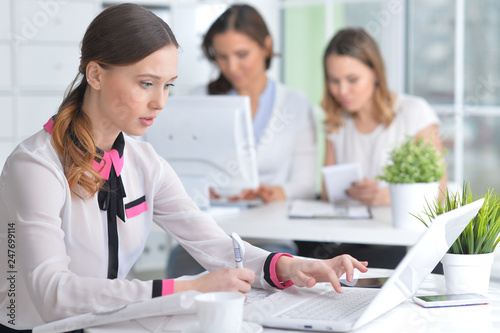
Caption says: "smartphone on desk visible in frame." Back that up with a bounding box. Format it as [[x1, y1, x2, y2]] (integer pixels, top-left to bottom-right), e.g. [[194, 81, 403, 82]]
[[339, 277, 388, 288], [412, 293, 489, 308]]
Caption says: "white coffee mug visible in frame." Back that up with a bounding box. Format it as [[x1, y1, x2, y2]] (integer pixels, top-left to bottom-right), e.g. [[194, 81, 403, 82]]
[[195, 291, 245, 333]]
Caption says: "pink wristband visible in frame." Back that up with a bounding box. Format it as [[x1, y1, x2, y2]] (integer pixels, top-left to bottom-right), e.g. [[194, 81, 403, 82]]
[[162, 279, 174, 296], [270, 253, 294, 289]]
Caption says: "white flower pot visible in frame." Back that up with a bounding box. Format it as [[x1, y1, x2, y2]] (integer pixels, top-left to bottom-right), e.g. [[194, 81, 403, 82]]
[[441, 253, 494, 296], [389, 182, 439, 230]]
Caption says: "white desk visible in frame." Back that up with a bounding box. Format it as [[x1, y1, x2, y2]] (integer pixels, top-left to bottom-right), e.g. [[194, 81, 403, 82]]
[[85, 268, 500, 333], [212, 201, 423, 246]]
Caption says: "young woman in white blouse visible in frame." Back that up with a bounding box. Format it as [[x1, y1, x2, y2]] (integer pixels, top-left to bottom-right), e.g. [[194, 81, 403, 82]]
[[0, 4, 367, 331], [322, 28, 446, 205], [295, 28, 447, 268]]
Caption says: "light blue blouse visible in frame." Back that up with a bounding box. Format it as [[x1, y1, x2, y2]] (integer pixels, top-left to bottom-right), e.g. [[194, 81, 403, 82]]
[[229, 79, 276, 145]]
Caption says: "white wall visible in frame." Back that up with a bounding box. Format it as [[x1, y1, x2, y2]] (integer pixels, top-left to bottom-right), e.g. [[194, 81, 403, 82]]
[[0, 0, 100, 168]]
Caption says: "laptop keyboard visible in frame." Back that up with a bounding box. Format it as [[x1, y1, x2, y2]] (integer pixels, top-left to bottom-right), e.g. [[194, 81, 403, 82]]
[[277, 288, 378, 321]]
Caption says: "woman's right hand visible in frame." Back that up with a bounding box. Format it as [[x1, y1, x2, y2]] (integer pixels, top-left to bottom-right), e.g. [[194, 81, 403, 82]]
[[174, 268, 255, 294], [347, 178, 390, 206]]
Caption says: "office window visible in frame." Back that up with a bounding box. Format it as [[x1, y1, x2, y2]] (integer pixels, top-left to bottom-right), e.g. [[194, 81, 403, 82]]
[[464, 0, 500, 107], [407, 0, 455, 104], [406, 0, 457, 193], [281, 0, 500, 197]]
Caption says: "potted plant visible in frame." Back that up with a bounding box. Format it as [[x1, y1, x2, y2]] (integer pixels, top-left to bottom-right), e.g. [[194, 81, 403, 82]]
[[377, 136, 446, 230], [415, 183, 500, 296]]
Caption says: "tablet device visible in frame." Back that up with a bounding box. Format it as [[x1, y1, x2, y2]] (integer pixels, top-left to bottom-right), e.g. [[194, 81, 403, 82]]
[[322, 163, 362, 202]]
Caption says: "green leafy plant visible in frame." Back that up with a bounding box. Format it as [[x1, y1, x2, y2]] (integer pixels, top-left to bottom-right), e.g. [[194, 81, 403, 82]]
[[377, 136, 445, 184], [414, 183, 500, 254]]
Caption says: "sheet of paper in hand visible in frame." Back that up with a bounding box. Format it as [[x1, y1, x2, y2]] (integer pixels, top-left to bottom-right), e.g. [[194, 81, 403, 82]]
[[322, 163, 362, 202]]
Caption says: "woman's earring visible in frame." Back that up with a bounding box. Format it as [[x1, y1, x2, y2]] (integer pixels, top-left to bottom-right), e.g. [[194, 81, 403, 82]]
[[374, 78, 380, 85], [88, 79, 100, 89]]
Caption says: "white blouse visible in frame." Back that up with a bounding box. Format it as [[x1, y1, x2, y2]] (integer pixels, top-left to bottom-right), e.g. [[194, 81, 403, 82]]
[[326, 94, 440, 187], [0, 127, 281, 329], [257, 82, 317, 199]]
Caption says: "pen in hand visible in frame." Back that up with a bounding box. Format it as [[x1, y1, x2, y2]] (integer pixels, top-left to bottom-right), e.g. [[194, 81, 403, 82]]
[[231, 232, 245, 268]]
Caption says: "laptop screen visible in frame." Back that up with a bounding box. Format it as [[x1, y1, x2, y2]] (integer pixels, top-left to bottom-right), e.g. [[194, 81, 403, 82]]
[[355, 198, 484, 328]]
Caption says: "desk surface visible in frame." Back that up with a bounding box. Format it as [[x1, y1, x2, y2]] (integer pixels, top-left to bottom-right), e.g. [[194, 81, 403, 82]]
[[86, 268, 500, 333], [211, 201, 424, 246]]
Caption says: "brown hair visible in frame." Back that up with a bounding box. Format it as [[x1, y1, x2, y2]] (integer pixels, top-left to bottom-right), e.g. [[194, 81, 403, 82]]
[[202, 4, 272, 95], [51, 3, 178, 198], [321, 28, 393, 133]]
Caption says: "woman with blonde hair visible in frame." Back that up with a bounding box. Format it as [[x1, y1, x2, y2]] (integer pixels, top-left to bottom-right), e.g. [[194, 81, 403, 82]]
[[322, 27, 445, 205], [294, 27, 447, 268]]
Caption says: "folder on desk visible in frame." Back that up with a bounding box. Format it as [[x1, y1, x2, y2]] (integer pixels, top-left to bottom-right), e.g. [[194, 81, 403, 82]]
[[288, 200, 372, 219]]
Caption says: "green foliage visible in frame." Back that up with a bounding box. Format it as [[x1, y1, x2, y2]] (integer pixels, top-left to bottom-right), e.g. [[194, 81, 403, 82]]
[[413, 183, 500, 254], [377, 137, 445, 184]]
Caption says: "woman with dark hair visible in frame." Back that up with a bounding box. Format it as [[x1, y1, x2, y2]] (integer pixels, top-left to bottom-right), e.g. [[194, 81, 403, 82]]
[[322, 28, 446, 205], [0, 4, 367, 330], [167, 3, 318, 278], [201, 4, 317, 203]]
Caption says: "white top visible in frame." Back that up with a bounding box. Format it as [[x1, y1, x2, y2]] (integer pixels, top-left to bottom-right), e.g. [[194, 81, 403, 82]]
[[258, 82, 317, 199], [0, 129, 274, 329], [326, 94, 440, 187], [193, 81, 317, 199]]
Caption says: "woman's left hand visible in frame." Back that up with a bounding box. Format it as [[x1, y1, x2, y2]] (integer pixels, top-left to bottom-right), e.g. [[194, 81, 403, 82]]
[[275, 255, 369, 293], [231, 185, 286, 203], [256, 185, 286, 203]]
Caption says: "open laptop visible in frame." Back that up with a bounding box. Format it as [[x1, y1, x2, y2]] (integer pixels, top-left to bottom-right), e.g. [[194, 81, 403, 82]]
[[244, 198, 484, 332]]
